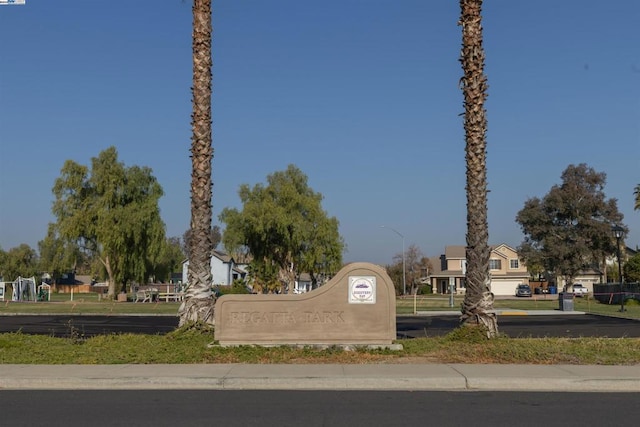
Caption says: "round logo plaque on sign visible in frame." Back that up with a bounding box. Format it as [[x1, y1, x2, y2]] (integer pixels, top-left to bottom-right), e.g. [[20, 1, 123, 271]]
[[349, 276, 376, 304]]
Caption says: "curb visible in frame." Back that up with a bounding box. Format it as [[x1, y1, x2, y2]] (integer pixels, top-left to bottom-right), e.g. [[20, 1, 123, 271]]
[[1, 364, 639, 392]]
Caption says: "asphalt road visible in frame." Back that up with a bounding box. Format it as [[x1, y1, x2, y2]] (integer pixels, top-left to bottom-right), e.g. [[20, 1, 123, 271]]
[[2, 390, 639, 427], [0, 314, 178, 337], [398, 314, 640, 338], [1, 313, 639, 338]]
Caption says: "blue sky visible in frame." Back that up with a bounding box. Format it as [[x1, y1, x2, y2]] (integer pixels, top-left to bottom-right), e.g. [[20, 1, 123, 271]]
[[1, 0, 638, 265]]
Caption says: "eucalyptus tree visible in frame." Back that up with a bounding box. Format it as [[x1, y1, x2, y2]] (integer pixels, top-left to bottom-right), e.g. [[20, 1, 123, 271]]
[[179, 0, 216, 326], [458, 0, 497, 336], [51, 147, 166, 297], [220, 165, 344, 294]]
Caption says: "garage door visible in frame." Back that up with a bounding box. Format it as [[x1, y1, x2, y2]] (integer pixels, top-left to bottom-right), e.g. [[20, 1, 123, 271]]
[[490, 280, 522, 296]]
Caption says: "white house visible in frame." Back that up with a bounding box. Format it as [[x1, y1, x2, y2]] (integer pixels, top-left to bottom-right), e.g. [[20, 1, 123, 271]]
[[556, 268, 602, 293], [293, 273, 313, 294], [183, 251, 334, 294], [182, 250, 247, 287]]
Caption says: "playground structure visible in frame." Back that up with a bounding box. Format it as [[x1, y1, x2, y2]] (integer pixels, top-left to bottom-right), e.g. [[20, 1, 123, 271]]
[[0, 277, 51, 302]]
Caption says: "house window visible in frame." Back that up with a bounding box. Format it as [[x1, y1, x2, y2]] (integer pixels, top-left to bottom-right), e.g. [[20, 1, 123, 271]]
[[489, 259, 501, 270], [510, 259, 519, 269]]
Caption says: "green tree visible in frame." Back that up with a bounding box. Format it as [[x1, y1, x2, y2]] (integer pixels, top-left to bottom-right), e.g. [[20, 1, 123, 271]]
[[458, 0, 497, 336], [297, 213, 343, 290], [245, 260, 280, 294], [220, 165, 344, 294], [516, 164, 625, 290], [179, 0, 216, 327], [51, 147, 166, 297], [149, 236, 186, 283], [37, 223, 84, 283], [0, 244, 38, 281], [624, 253, 640, 283]]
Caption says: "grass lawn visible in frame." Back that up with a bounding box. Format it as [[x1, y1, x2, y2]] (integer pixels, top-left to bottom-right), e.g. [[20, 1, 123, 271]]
[[1, 326, 638, 365]]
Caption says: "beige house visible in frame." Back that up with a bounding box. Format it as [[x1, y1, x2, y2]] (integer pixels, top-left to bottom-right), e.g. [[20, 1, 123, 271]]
[[429, 244, 529, 296], [556, 268, 602, 293]]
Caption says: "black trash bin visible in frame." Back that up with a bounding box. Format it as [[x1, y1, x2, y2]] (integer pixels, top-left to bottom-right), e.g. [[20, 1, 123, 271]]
[[559, 292, 574, 311]]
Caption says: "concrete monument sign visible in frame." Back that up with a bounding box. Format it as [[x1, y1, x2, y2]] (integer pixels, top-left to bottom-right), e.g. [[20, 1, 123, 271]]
[[214, 262, 396, 346]]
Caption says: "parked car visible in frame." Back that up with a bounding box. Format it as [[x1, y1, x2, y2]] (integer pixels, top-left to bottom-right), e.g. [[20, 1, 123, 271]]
[[515, 284, 532, 297], [572, 284, 588, 297], [534, 286, 550, 295]]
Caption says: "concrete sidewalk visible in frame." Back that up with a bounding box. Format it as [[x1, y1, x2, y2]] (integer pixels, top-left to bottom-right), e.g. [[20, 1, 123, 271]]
[[1, 364, 639, 392]]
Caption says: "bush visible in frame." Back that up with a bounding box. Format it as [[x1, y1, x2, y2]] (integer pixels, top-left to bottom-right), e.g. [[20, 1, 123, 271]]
[[444, 324, 502, 343], [416, 284, 433, 295], [213, 280, 252, 296]]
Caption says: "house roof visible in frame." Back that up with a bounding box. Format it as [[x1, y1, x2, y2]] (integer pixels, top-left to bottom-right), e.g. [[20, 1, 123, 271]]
[[445, 246, 466, 258], [429, 256, 442, 274], [298, 273, 312, 282], [430, 271, 465, 278], [444, 244, 522, 260], [182, 250, 235, 265], [491, 271, 530, 279], [212, 250, 233, 263], [233, 252, 253, 264], [490, 243, 518, 253], [490, 250, 508, 260], [233, 266, 247, 275], [430, 253, 463, 276]]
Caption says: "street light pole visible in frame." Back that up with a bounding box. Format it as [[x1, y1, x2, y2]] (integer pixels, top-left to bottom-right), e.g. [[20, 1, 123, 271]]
[[612, 225, 625, 312], [381, 225, 406, 295]]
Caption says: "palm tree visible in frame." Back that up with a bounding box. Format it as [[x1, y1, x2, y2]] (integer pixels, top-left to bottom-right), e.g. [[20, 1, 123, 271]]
[[178, 0, 216, 327], [634, 184, 640, 211], [458, 0, 497, 337]]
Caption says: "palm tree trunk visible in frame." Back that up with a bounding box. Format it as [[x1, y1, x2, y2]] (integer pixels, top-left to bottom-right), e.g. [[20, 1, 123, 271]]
[[458, 0, 498, 337], [178, 0, 215, 327]]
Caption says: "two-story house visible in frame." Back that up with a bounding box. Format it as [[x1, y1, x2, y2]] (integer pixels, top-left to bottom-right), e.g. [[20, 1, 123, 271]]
[[181, 250, 248, 287], [429, 244, 529, 296]]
